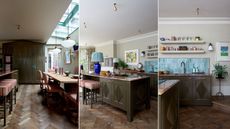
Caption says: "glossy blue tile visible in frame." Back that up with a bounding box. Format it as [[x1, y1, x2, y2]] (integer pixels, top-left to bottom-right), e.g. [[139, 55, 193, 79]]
[[144, 60, 158, 73], [159, 58, 210, 74]]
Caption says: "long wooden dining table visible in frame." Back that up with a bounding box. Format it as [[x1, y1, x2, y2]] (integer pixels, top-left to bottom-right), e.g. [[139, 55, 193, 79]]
[[44, 72, 79, 125], [44, 72, 78, 91]]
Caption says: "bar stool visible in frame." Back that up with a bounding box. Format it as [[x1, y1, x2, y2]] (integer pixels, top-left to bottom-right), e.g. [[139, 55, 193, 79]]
[[84, 80, 100, 108], [0, 79, 17, 126], [1, 79, 17, 104], [79, 79, 87, 104]]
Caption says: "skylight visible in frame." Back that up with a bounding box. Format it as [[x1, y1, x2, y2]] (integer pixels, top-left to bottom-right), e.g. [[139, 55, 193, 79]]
[[51, 0, 79, 39]]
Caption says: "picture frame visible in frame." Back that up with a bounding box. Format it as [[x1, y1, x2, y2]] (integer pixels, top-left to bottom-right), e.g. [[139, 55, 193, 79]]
[[216, 42, 230, 61], [65, 49, 71, 64], [5, 56, 11, 63], [104, 57, 113, 67], [125, 49, 139, 65]]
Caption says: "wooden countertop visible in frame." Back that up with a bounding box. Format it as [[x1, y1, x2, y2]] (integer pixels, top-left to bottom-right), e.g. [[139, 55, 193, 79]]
[[159, 73, 211, 77], [45, 72, 78, 83], [0, 70, 18, 77], [83, 73, 150, 81], [158, 80, 179, 95]]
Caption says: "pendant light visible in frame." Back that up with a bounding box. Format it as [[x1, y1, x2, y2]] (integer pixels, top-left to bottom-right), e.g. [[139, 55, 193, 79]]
[[52, 36, 61, 54], [52, 46, 61, 54], [61, 36, 75, 48], [61, 8, 75, 48]]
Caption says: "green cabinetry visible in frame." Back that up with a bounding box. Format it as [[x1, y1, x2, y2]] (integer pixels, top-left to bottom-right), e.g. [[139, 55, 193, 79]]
[[83, 74, 150, 122], [100, 79, 128, 110], [160, 75, 211, 106]]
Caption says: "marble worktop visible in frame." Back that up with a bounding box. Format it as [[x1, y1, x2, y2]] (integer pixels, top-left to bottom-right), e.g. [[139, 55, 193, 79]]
[[159, 73, 211, 77], [0, 70, 18, 77], [83, 73, 150, 81], [158, 80, 179, 95]]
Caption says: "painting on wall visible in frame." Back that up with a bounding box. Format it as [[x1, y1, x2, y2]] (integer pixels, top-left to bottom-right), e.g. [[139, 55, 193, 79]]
[[65, 49, 71, 64], [5, 56, 11, 63], [216, 42, 230, 61], [125, 49, 139, 65]]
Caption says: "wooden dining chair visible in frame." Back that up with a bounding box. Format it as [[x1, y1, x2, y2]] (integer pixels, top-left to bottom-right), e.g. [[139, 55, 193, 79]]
[[42, 72, 62, 107], [38, 70, 45, 94]]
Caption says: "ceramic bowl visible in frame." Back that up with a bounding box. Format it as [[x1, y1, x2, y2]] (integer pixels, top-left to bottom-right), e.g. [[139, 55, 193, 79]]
[[64, 71, 70, 76]]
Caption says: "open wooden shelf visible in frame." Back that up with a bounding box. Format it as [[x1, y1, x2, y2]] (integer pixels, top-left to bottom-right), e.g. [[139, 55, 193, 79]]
[[160, 50, 205, 54], [147, 56, 158, 58], [160, 40, 205, 44], [145, 48, 158, 51]]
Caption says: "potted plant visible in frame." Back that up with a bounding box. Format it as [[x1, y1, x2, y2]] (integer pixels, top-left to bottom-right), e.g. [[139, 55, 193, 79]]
[[117, 59, 128, 69], [212, 63, 228, 79]]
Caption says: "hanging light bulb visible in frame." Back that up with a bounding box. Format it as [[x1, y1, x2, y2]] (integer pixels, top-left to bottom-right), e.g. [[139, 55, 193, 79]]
[[83, 22, 87, 28], [113, 3, 117, 11], [196, 8, 200, 16], [51, 36, 61, 54]]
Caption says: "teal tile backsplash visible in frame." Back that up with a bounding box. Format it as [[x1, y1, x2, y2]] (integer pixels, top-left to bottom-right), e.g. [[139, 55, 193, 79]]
[[144, 60, 158, 73], [159, 58, 210, 74]]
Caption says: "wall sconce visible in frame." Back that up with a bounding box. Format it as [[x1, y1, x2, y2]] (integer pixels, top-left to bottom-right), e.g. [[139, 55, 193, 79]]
[[141, 51, 145, 57], [208, 43, 214, 51]]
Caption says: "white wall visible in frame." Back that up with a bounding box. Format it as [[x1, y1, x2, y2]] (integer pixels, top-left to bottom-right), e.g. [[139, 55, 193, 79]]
[[94, 32, 158, 70], [95, 40, 115, 58], [159, 19, 230, 95], [116, 32, 158, 66]]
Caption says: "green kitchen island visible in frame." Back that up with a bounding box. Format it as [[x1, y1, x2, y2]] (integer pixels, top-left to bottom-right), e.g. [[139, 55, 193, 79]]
[[82, 73, 151, 122], [158, 80, 179, 129]]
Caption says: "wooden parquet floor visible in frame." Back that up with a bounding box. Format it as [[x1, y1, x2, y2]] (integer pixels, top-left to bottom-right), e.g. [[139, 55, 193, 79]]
[[212, 96, 230, 113], [80, 98, 157, 129], [180, 106, 230, 129], [0, 85, 77, 129]]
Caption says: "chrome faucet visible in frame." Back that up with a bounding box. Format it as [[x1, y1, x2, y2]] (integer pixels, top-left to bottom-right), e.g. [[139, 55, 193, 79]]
[[181, 61, 186, 74]]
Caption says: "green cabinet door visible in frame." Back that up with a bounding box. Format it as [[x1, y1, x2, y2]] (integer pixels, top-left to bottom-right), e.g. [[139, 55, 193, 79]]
[[179, 77, 194, 105], [113, 81, 128, 110], [101, 79, 128, 110], [4, 42, 45, 84], [100, 79, 113, 104], [193, 77, 212, 105], [160, 75, 212, 106], [159, 82, 179, 129]]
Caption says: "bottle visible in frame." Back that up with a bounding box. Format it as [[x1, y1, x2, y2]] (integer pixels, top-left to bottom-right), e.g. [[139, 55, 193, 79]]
[[196, 67, 199, 73], [192, 64, 196, 73]]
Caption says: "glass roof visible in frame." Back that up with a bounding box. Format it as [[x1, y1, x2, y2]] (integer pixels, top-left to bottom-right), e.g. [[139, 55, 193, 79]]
[[51, 0, 79, 39]]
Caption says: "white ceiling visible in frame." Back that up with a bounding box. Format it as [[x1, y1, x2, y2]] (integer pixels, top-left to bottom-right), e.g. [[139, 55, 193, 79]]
[[160, 0, 230, 17], [80, 0, 157, 46], [0, 0, 71, 43]]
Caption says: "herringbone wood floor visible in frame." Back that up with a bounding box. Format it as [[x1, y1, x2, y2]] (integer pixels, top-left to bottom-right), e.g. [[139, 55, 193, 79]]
[[180, 105, 230, 129], [80, 97, 157, 129], [1, 85, 77, 129]]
